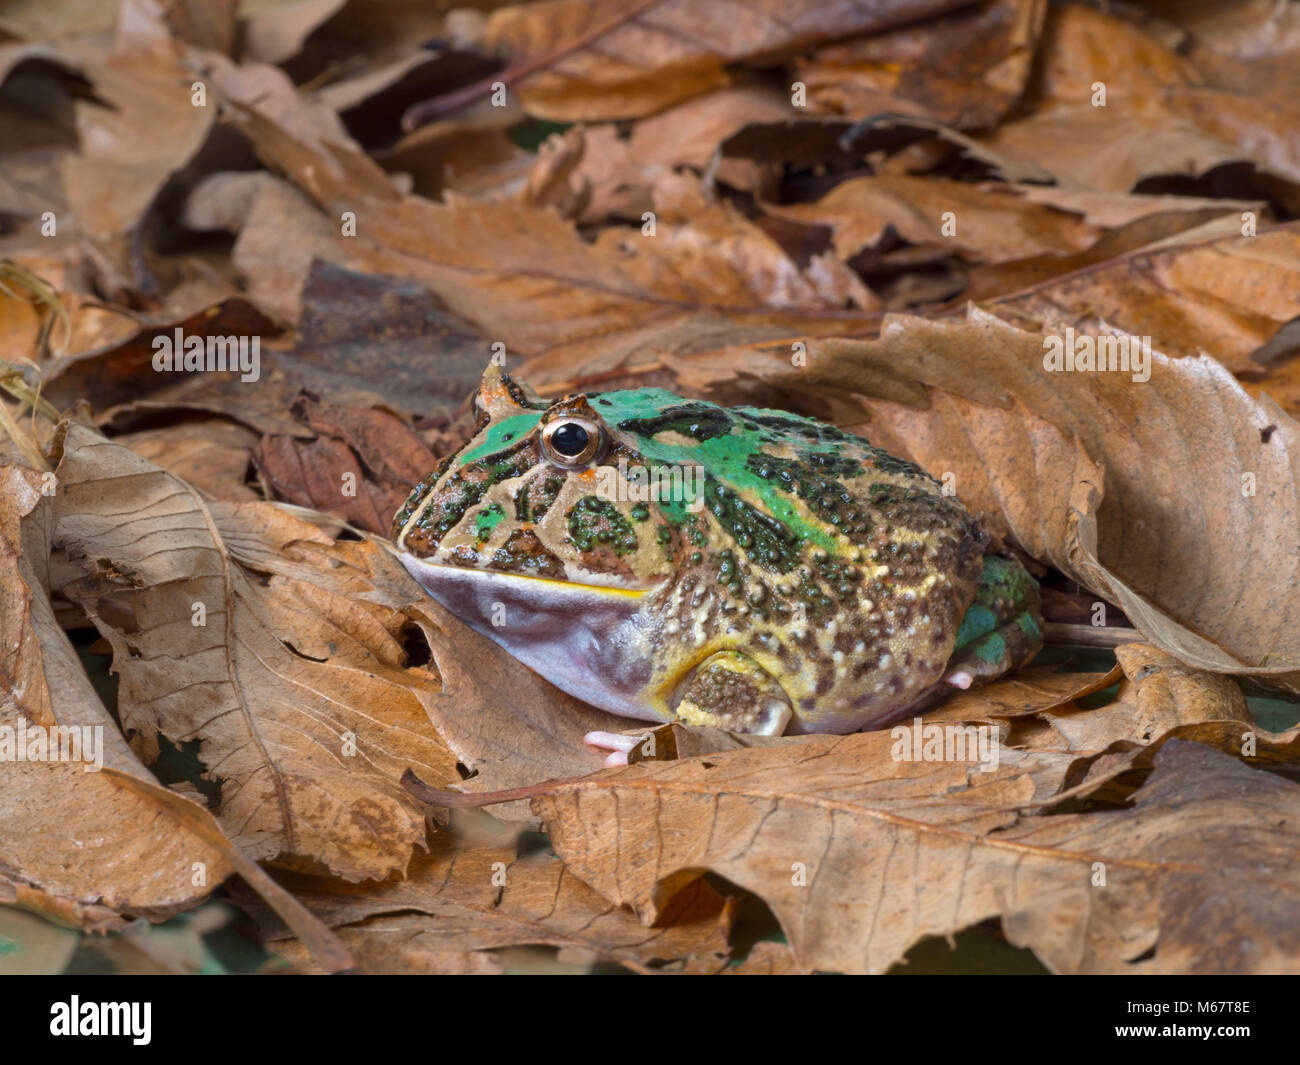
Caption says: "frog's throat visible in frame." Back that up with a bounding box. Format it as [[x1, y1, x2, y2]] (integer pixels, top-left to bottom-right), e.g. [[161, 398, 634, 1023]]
[[397, 553, 668, 723]]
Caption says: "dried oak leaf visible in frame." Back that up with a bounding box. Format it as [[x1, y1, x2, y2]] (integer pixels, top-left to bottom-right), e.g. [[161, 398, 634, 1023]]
[[210, 54, 895, 382], [1050, 646, 1300, 803], [480, 0, 972, 122], [979, 5, 1300, 198], [986, 218, 1300, 373], [113, 419, 260, 503], [226, 99, 882, 381], [48, 423, 460, 881], [251, 393, 437, 536], [258, 828, 740, 974], [0, 460, 350, 968], [795, 0, 1046, 129], [754, 309, 1300, 690], [521, 736, 1300, 973]]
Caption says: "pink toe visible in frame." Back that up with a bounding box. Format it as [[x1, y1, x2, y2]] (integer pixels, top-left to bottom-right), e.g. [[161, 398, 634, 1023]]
[[584, 730, 640, 753], [946, 670, 974, 690]]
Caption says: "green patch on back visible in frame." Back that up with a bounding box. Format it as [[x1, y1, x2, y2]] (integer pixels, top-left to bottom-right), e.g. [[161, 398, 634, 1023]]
[[594, 389, 849, 551], [955, 603, 999, 649], [978, 555, 1038, 608]]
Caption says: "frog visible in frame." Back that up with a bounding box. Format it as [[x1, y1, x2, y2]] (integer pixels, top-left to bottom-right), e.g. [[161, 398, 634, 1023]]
[[393, 364, 1042, 765]]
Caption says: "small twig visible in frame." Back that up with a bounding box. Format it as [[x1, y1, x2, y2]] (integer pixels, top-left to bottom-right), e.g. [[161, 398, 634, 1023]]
[[1044, 622, 1142, 649], [401, 0, 661, 131]]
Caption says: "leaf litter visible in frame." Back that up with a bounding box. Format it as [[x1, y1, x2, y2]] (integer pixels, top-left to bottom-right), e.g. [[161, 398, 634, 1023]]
[[1, 0, 1300, 974]]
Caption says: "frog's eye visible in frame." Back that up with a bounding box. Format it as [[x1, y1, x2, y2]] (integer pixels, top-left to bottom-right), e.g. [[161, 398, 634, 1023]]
[[540, 417, 603, 468]]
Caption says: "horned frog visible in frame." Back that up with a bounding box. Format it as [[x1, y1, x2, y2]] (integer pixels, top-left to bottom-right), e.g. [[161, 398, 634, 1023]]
[[393, 366, 1042, 764]]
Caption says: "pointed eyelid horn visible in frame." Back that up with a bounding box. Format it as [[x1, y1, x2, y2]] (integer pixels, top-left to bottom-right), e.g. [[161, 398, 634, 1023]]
[[477, 362, 548, 419]]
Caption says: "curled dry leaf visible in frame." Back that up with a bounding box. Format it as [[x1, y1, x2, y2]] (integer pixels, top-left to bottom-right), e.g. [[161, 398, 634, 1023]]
[[48, 423, 460, 881], [258, 829, 740, 974], [572, 84, 794, 223], [794, 0, 1046, 129], [761, 175, 1100, 264], [988, 218, 1300, 373], [227, 98, 882, 378], [1050, 646, 1300, 802], [481, 0, 970, 121], [251, 394, 436, 534], [114, 419, 260, 503], [1041, 643, 1251, 755], [0, 460, 351, 969], [754, 309, 1300, 690], [407, 597, 632, 805], [923, 666, 1123, 725], [979, 5, 1300, 196]]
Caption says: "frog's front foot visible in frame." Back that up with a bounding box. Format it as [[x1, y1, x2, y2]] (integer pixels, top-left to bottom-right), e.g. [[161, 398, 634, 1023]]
[[671, 651, 792, 735], [585, 651, 791, 766], [584, 730, 649, 768]]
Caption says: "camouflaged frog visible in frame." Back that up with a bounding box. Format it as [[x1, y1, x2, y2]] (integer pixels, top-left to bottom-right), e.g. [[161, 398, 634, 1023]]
[[393, 366, 1042, 764]]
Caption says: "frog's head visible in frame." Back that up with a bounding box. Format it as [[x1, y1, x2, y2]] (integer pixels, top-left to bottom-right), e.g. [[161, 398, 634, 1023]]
[[393, 364, 724, 716], [393, 363, 695, 593]]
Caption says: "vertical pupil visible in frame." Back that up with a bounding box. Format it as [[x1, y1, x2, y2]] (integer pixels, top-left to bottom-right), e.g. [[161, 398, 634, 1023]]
[[551, 423, 590, 456]]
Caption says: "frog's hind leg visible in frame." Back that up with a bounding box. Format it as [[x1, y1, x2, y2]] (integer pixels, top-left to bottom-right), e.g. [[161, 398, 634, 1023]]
[[944, 555, 1043, 689]]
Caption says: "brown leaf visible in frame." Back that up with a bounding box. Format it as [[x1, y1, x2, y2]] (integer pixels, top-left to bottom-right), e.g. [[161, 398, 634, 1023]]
[[250, 389, 439, 534], [761, 176, 1100, 264], [481, 0, 971, 121], [0, 460, 351, 969], [1042, 644, 1250, 755], [41, 297, 281, 416], [572, 84, 793, 224], [754, 310, 1300, 689], [49, 424, 459, 880], [114, 419, 259, 502], [796, 0, 1046, 129], [989, 219, 1300, 372], [521, 735, 1300, 972], [409, 597, 632, 806], [56, 29, 218, 295], [924, 666, 1122, 725], [226, 95, 886, 378], [978, 5, 1300, 197], [253, 433, 398, 533], [255, 826, 739, 974]]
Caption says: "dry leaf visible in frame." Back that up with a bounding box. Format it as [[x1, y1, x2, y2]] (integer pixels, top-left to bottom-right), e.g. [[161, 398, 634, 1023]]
[[520, 737, 1300, 973], [0, 459, 351, 969], [797, 0, 1045, 128], [49, 423, 459, 880], [482, 0, 971, 121], [258, 828, 739, 974]]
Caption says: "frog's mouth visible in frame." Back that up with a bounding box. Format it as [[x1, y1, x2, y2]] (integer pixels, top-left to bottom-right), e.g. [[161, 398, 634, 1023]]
[[397, 552, 668, 722]]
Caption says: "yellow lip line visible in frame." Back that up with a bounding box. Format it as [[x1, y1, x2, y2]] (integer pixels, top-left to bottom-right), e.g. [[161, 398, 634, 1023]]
[[406, 558, 653, 599]]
